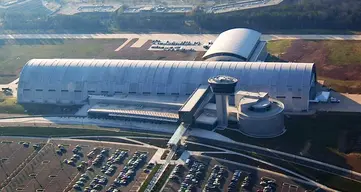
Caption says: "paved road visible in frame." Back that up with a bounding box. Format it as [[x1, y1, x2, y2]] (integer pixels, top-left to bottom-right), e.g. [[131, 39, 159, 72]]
[[188, 138, 361, 183], [1, 33, 361, 42], [195, 153, 335, 191], [188, 143, 337, 191], [0, 116, 177, 134]]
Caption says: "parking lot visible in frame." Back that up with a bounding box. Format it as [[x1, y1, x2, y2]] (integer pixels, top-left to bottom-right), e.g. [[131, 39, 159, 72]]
[[56, 139, 157, 192], [149, 40, 204, 52], [0, 137, 157, 192], [115, 39, 200, 61], [163, 155, 318, 192], [0, 137, 47, 188]]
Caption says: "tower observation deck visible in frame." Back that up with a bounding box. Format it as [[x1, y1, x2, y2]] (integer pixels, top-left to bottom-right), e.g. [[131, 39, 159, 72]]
[[208, 75, 238, 128]]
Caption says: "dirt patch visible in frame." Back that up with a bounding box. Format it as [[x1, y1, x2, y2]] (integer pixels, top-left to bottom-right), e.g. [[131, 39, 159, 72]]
[[281, 40, 361, 81], [194, 51, 206, 61], [344, 153, 361, 172], [277, 40, 361, 93]]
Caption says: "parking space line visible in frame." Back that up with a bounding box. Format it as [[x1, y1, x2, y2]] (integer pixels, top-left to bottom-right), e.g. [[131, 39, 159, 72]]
[[290, 185, 299, 192], [281, 183, 290, 192]]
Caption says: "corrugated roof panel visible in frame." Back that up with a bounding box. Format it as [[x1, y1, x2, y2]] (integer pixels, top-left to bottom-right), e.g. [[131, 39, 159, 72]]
[[203, 28, 261, 60], [17, 59, 316, 111]]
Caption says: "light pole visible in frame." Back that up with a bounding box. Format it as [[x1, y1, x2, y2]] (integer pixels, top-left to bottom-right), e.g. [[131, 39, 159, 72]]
[[32, 175, 43, 188], [0, 160, 9, 177]]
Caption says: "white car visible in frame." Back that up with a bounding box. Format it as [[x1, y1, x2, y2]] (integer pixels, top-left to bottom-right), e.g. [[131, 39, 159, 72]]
[[330, 97, 340, 103]]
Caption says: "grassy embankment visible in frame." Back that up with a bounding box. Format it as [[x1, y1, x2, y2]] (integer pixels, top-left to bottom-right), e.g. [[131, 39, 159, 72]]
[[0, 94, 24, 114]]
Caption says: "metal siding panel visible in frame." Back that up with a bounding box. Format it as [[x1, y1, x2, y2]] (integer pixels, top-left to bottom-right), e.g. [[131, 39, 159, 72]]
[[203, 28, 261, 60], [18, 59, 315, 112], [169, 61, 181, 94]]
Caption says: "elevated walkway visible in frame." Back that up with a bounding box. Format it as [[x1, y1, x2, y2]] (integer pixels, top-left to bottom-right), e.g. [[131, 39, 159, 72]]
[[167, 123, 189, 148]]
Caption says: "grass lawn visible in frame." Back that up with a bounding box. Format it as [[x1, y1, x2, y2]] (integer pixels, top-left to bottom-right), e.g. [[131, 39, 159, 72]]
[[0, 94, 24, 114], [138, 164, 162, 192], [319, 76, 361, 93], [324, 41, 361, 65], [266, 40, 293, 56], [0, 39, 126, 84]]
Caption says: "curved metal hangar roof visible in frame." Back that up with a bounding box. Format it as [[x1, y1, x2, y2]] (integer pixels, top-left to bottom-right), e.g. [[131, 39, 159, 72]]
[[203, 28, 261, 61], [18, 59, 316, 112]]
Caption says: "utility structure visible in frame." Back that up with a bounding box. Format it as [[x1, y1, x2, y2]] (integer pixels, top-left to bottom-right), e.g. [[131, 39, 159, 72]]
[[208, 75, 238, 128]]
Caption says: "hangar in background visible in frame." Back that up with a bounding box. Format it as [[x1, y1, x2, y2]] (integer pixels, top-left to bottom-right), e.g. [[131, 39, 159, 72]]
[[202, 28, 268, 62], [18, 59, 316, 112]]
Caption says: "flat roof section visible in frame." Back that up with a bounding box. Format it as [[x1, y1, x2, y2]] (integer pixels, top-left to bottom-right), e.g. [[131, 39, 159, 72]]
[[311, 92, 361, 113], [168, 123, 188, 147], [88, 104, 179, 122], [179, 85, 210, 112], [89, 94, 186, 109]]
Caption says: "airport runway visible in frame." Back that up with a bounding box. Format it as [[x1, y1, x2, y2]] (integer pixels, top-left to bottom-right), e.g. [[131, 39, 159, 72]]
[[1, 33, 361, 42]]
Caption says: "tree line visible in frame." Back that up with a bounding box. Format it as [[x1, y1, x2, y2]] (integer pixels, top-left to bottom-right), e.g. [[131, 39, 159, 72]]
[[1, 0, 361, 33]]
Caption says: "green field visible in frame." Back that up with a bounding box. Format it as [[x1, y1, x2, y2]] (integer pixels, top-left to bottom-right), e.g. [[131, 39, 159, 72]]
[[320, 76, 361, 93], [324, 41, 361, 65], [267, 39, 361, 65], [266, 40, 293, 56], [0, 39, 126, 84], [0, 94, 24, 114]]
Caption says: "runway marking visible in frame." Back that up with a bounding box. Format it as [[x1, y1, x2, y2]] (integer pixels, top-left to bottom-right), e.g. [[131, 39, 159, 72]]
[[114, 38, 132, 51], [131, 38, 148, 48]]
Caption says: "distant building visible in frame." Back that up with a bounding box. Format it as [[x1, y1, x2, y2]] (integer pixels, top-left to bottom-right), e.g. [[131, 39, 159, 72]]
[[202, 28, 268, 62]]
